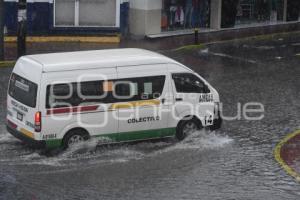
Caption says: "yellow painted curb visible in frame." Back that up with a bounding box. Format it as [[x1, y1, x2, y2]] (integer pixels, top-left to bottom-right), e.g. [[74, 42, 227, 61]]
[[4, 36, 120, 43], [274, 129, 300, 182], [0, 61, 16, 68]]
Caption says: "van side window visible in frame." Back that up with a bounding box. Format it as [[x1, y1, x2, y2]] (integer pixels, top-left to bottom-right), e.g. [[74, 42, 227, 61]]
[[141, 76, 166, 100], [172, 73, 207, 93], [79, 81, 113, 104], [46, 80, 112, 108], [115, 79, 140, 101], [46, 76, 166, 108], [114, 76, 166, 102]]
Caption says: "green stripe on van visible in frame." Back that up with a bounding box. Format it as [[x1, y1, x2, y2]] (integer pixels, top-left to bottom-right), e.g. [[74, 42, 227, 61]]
[[117, 127, 176, 141], [45, 139, 63, 149], [97, 127, 176, 142], [45, 127, 176, 149]]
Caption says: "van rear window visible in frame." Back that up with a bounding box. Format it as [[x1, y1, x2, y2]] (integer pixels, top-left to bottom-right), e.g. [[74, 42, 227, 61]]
[[8, 73, 38, 108]]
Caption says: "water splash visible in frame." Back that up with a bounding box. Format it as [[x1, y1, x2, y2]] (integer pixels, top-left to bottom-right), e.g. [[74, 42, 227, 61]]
[[0, 130, 233, 168], [0, 133, 16, 144], [255, 46, 275, 50], [154, 130, 233, 154]]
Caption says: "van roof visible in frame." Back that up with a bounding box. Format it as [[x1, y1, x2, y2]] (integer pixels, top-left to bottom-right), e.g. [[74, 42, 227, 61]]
[[24, 48, 178, 73]]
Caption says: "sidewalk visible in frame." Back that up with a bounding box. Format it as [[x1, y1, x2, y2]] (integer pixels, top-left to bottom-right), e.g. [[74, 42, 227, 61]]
[[3, 29, 300, 61], [3, 37, 193, 60]]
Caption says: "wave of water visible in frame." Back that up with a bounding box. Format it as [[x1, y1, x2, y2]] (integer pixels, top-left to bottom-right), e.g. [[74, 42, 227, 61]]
[[0, 133, 16, 144], [0, 130, 233, 169], [166, 130, 233, 151]]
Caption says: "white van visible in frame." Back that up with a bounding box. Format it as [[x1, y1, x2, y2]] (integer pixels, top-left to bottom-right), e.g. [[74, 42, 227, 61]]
[[6, 48, 222, 149]]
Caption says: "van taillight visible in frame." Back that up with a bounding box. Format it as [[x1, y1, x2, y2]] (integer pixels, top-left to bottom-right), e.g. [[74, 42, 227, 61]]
[[35, 112, 41, 132]]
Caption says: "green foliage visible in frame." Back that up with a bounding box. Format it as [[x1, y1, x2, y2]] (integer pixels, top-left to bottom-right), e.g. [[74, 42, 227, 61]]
[[174, 44, 206, 52], [0, 61, 16, 68]]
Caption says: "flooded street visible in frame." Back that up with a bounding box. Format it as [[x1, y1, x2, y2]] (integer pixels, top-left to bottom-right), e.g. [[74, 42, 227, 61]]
[[0, 35, 300, 200]]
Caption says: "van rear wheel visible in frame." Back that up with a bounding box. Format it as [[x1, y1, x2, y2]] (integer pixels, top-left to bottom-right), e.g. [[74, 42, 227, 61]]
[[63, 129, 89, 149], [176, 119, 200, 141]]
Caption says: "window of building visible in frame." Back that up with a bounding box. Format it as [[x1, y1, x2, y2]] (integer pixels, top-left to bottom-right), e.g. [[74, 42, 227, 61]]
[[172, 73, 208, 93], [222, 0, 285, 28], [287, 0, 300, 21], [161, 0, 211, 31], [54, 0, 120, 27]]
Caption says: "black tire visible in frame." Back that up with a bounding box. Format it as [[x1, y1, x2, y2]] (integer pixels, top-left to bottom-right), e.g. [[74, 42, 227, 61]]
[[62, 129, 89, 149], [176, 118, 201, 141]]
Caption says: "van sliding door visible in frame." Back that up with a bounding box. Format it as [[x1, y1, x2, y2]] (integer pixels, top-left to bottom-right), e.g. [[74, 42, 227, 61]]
[[115, 65, 173, 142]]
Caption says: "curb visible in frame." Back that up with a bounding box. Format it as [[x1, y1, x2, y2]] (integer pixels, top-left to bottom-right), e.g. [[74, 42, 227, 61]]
[[173, 31, 300, 53], [4, 36, 120, 43], [0, 61, 16, 68], [274, 129, 300, 182]]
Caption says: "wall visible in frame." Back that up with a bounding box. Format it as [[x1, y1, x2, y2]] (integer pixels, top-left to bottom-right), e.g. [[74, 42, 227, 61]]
[[210, 0, 222, 29], [129, 0, 162, 36], [4, 0, 18, 35], [4, 0, 124, 36], [27, 0, 51, 35]]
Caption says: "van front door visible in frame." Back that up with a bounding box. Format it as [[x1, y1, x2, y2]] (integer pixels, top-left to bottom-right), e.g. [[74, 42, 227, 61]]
[[115, 65, 172, 142], [171, 73, 215, 127]]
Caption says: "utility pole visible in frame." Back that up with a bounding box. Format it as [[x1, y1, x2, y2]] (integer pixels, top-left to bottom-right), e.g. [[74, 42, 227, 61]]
[[17, 0, 26, 57], [0, 0, 4, 60]]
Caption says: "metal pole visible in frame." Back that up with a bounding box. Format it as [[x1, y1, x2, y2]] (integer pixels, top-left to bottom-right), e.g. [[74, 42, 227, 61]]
[[194, 29, 199, 45], [17, 0, 26, 58], [283, 0, 287, 22], [0, 0, 4, 60]]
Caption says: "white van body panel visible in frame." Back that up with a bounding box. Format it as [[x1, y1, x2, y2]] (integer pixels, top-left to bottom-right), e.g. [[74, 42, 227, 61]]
[[40, 67, 119, 141], [116, 64, 171, 136], [6, 57, 43, 141], [27, 48, 175, 72], [167, 63, 218, 127], [13, 57, 43, 84], [7, 48, 221, 149]]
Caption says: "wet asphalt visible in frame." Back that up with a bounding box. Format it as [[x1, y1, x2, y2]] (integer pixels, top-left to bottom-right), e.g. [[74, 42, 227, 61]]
[[0, 34, 300, 200]]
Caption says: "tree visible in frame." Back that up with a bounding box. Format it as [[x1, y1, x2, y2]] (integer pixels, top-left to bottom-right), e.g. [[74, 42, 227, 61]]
[[0, 0, 4, 60]]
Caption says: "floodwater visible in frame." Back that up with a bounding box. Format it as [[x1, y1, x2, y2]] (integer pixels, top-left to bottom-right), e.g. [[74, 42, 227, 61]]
[[0, 35, 300, 200]]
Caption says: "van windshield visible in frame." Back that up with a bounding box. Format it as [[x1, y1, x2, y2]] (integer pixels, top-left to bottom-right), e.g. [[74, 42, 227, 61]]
[[8, 73, 38, 108]]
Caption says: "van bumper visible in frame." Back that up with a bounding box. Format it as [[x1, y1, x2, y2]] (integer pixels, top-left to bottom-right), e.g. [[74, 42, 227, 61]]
[[6, 125, 46, 149]]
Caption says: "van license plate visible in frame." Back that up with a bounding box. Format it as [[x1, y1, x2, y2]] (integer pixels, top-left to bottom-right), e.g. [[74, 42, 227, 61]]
[[17, 112, 23, 121]]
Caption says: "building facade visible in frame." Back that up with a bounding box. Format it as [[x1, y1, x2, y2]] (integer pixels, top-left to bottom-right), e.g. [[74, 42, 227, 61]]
[[3, 0, 300, 37], [4, 0, 129, 35], [130, 0, 300, 36]]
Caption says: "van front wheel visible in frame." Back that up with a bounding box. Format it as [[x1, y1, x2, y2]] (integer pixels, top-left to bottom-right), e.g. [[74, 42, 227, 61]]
[[63, 129, 89, 149], [176, 119, 200, 141]]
